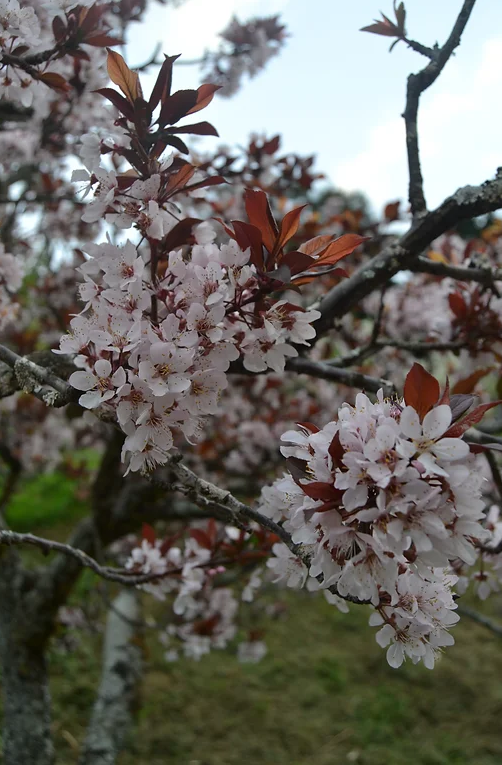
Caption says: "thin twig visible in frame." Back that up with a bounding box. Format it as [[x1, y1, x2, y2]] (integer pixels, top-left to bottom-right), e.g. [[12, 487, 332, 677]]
[[0, 530, 179, 586], [484, 450, 502, 502], [403, 0, 477, 218], [457, 604, 502, 637], [412, 257, 502, 293]]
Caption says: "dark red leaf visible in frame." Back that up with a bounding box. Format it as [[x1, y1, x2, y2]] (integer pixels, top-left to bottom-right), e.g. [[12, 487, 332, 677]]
[[468, 442, 502, 454], [275, 205, 307, 256], [162, 217, 200, 251], [190, 528, 212, 550], [312, 234, 368, 268], [52, 15, 66, 43], [403, 363, 440, 420], [299, 234, 333, 256], [165, 164, 195, 194], [328, 431, 344, 467], [244, 189, 278, 255], [37, 72, 70, 93], [394, 1, 406, 34], [452, 368, 494, 395], [300, 481, 339, 502], [296, 422, 320, 434], [437, 378, 450, 406], [448, 292, 466, 318], [186, 83, 221, 114], [106, 48, 142, 103], [164, 135, 190, 154], [142, 523, 156, 545], [94, 87, 135, 120], [169, 121, 219, 136], [149, 54, 180, 110], [360, 19, 399, 37], [279, 251, 315, 276], [85, 33, 123, 47], [183, 175, 227, 193], [231, 220, 263, 269], [384, 200, 400, 222], [443, 401, 502, 438], [159, 89, 198, 126]]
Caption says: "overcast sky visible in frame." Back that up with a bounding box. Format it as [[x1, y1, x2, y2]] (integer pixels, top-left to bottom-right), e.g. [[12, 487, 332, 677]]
[[128, 0, 502, 217]]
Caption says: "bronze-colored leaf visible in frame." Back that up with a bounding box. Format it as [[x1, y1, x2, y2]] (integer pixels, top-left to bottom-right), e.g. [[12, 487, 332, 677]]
[[106, 48, 142, 103]]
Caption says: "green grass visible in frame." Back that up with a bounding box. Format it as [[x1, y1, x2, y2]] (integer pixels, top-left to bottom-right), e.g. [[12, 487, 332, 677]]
[[48, 588, 502, 765], [4, 469, 502, 765], [3, 449, 100, 532]]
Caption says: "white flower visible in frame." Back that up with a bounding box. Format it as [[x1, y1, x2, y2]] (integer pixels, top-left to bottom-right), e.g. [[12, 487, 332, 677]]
[[397, 405, 469, 475], [69, 359, 126, 409]]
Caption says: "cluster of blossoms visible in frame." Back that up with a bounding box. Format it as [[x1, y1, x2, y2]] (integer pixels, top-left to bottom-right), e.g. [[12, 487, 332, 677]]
[[454, 504, 502, 601], [203, 15, 286, 97], [60, 212, 320, 472], [184, 373, 344, 493], [57, 71, 327, 473], [259, 365, 498, 668], [0, 0, 42, 107], [125, 523, 271, 662], [0, 243, 23, 330], [0, 0, 113, 117]]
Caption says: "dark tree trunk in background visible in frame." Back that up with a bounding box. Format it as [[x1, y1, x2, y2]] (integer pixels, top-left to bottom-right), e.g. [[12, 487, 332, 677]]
[[0, 638, 54, 765], [0, 545, 55, 765]]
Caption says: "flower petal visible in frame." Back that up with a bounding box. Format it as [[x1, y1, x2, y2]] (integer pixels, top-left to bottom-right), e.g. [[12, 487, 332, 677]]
[[422, 405, 452, 440]]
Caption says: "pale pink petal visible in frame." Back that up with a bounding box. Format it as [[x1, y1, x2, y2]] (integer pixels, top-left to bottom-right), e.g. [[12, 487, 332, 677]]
[[422, 405, 452, 440], [69, 371, 97, 391], [94, 358, 112, 378], [79, 390, 103, 409], [431, 438, 469, 461], [400, 406, 422, 439]]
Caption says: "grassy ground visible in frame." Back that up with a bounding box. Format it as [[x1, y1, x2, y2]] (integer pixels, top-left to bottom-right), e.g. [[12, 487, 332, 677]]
[[47, 588, 502, 765], [4, 471, 502, 764]]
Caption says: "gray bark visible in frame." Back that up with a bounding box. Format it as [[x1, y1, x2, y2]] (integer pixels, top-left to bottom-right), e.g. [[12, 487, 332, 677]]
[[1, 640, 54, 765], [79, 589, 143, 765], [0, 547, 55, 765]]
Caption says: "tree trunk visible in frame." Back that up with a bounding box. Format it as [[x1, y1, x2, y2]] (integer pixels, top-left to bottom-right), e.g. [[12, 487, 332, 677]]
[[1, 638, 54, 765], [79, 589, 143, 765]]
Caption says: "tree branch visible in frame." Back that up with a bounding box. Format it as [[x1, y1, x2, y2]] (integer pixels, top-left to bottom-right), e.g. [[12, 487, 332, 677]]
[[315, 170, 502, 337], [403, 0, 477, 217], [151, 458, 372, 605], [0, 530, 182, 585], [412, 256, 502, 291], [0, 345, 78, 407], [457, 604, 502, 637], [285, 357, 397, 396]]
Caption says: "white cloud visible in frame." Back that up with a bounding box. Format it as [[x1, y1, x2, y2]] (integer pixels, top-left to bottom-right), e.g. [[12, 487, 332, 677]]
[[163, 0, 290, 57], [331, 35, 502, 213]]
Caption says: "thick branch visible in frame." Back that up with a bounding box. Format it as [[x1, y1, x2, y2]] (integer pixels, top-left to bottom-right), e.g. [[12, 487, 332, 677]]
[[315, 170, 502, 337], [152, 458, 371, 605], [0, 345, 78, 406], [285, 357, 396, 396]]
